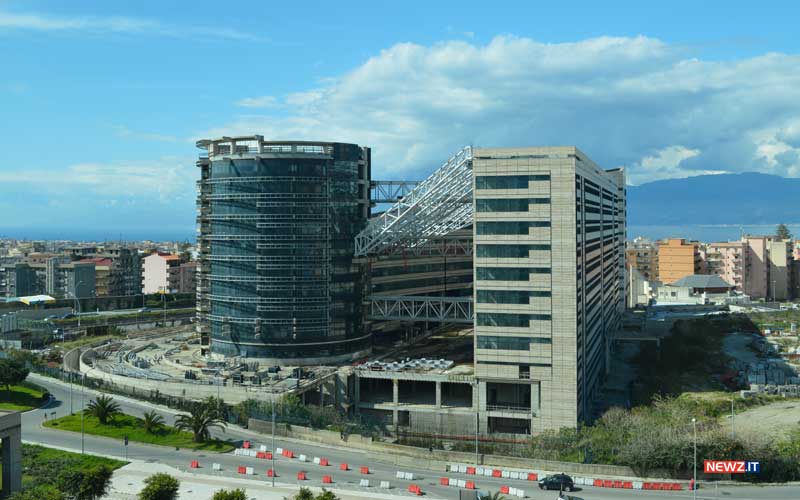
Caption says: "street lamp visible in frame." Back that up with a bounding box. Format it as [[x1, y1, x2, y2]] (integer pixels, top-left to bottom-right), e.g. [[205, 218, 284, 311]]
[[692, 417, 697, 500], [271, 401, 276, 487], [473, 380, 480, 467], [81, 373, 86, 454], [730, 399, 735, 438], [72, 281, 84, 328]]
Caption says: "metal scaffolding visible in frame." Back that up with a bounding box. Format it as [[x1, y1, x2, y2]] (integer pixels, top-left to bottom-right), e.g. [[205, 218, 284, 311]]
[[367, 295, 474, 323], [355, 147, 473, 256], [370, 180, 420, 203]]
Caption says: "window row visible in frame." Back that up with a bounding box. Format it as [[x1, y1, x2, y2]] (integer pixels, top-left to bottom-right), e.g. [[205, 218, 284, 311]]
[[476, 244, 551, 258], [475, 174, 550, 189], [476, 221, 550, 235], [475, 198, 550, 212], [476, 312, 551, 327], [476, 267, 550, 281], [477, 335, 551, 350], [476, 289, 551, 304]]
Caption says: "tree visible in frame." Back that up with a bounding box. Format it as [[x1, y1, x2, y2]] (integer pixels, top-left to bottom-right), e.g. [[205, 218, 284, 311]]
[[292, 488, 315, 500], [8, 485, 63, 500], [142, 410, 165, 434], [85, 394, 121, 425], [211, 489, 247, 500], [486, 493, 506, 500], [314, 490, 339, 500], [138, 473, 180, 500], [0, 358, 29, 393], [57, 464, 113, 500], [776, 223, 793, 240], [174, 402, 226, 443]]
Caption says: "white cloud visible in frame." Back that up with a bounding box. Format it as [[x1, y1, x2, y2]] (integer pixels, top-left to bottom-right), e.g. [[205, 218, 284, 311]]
[[210, 35, 800, 184], [0, 157, 195, 202], [235, 96, 279, 108], [0, 10, 264, 41]]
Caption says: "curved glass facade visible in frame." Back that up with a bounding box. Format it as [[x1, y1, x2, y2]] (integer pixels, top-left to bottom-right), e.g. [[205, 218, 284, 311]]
[[196, 138, 371, 364]]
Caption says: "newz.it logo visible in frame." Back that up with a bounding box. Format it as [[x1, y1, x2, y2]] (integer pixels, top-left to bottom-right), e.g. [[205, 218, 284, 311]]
[[704, 460, 761, 474]]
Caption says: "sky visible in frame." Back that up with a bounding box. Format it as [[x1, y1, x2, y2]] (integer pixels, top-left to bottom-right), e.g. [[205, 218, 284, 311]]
[[1, 0, 800, 239]]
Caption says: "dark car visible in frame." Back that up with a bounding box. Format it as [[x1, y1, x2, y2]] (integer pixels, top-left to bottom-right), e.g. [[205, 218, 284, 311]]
[[538, 473, 575, 491]]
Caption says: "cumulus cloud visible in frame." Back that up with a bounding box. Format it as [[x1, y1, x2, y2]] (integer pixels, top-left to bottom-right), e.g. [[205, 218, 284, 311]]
[[235, 96, 279, 108], [208, 35, 800, 184], [0, 9, 264, 41]]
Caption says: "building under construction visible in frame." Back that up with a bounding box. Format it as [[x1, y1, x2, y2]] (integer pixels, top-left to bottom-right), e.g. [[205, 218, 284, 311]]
[[196, 137, 625, 433]]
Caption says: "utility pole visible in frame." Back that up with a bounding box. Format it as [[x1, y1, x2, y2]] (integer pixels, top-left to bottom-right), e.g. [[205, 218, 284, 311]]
[[474, 380, 479, 467], [731, 399, 735, 438], [271, 401, 276, 487], [69, 371, 73, 415], [81, 373, 86, 454], [692, 417, 697, 500]]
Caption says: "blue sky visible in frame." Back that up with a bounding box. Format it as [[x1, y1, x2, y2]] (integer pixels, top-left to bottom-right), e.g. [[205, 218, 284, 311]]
[[1, 0, 800, 239]]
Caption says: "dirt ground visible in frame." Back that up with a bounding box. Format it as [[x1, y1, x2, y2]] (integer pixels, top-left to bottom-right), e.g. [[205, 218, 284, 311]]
[[730, 399, 800, 440]]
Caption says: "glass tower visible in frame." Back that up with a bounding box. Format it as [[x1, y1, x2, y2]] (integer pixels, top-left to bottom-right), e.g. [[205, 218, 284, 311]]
[[196, 136, 371, 364]]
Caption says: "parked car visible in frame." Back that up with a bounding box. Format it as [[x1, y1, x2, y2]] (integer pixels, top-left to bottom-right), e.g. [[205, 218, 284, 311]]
[[138, 307, 151, 313], [60, 313, 76, 319], [538, 473, 575, 491]]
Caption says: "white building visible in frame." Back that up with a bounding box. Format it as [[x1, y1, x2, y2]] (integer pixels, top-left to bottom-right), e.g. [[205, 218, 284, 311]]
[[142, 252, 181, 294]]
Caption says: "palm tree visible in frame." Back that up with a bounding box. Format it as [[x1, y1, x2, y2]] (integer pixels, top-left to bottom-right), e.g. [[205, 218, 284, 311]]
[[487, 492, 507, 500], [142, 410, 164, 434], [86, 394, 121, 425], [174, 403, 226, 443]]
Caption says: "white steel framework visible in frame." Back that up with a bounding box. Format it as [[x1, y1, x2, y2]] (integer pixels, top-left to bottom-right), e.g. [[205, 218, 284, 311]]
[[368, 295, 474, 323], [355, 147, 473, 256], [370, 180, 420, 203]]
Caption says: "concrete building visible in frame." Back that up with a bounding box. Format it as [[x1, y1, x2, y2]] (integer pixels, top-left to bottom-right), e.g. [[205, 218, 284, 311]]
[[178, 261, 198, 294], [195, 137, 371, 364], [0, 410, 22, 496], [625, 237, 658, 281], [705, 241, 746, 292], [655, 274, 742, 305], [471, 147, 625, 432], [143, 252, 182, 293], [658, 238, 702, 284]]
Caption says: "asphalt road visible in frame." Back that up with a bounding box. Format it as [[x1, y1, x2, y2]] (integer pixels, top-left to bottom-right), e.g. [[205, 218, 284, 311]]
[[24, 374, 800, 500]]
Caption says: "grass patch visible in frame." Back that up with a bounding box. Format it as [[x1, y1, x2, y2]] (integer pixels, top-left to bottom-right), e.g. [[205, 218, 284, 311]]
[[0, 381, 48, 411], [44, 412, 234, 452], [52, 334, 123, 351], [14, 443, 126, 492]]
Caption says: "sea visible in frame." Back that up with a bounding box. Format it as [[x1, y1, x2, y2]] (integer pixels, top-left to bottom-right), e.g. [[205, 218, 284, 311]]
[[627, 224, 800, 243]]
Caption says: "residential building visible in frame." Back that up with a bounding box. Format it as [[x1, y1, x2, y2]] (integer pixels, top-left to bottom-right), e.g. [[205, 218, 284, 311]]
[[143, 252, 182, 293], [655, 274, 741, 305], [195, 137, 371, 364], [5, 264, 38, 297], [705, 241, 746, 292], [78, 258, 113, 296], [625, 237, 658, 281], [658, 238, 702, 284], [766, 239, 792, 300], [178, 261, 198, 294], [472, 146, 625, 432]]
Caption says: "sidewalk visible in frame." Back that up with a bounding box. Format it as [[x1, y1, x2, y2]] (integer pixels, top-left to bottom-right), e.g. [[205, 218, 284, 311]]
[[106, 462, 412, 500]]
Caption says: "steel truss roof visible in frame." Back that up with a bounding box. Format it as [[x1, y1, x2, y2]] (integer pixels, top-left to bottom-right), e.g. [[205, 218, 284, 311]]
[[355, 147, 473, 256], [367, 295, 474, 323]]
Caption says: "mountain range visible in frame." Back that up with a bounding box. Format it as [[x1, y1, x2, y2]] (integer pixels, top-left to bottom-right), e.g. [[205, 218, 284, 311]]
[[626, 172, 799, 226]]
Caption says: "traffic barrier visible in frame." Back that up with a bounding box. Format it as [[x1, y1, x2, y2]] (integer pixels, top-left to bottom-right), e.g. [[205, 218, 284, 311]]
[[594, 479, 603, 487], [603, 479, 613, 488], [671, 483, 683, 491], [299, 454, 307, 462], [448, 478, 457, 487], [395, 471, 404, 479], [243, 441, 251, 449], [256, 452, 267, 459], [190, 460, 199, 469], [237, 466, 246, 474], [492, 469, 502, 478], [245, 467, 254, 475], [465, 481, 476, 490], [476, 467, 485, 475], [466, 466, 476, 475], [633, 481, 643, 489], [510, 471, 520, 480], [212, 463, 221, 471], [259, 444, 268, 452], [340, 463, 349, 471], [359, 479, 369, 487], [319, 458, 329, 466], [458, 465, 467, 473], [266, 469, 275, 477], [483, 469, 493, 477], [500, 485, 510, 494], [613, 480, 623, 488], [360, 466, 369, 474], [457, 480, 466, 488], [408, 484, 422, 496], [314, 457, 321, 465], [448, 464, 459, 473], [297, 471, 307, 481], [501, 470, 510, 479], [439, 477, 449, 486], [276, 447, 283, 455], [527, 472, 538, 481], [322, 475, 333, 484], [404, 472, 414, 480], [623, 481, 633, 489], [379, 481, 390, 489]]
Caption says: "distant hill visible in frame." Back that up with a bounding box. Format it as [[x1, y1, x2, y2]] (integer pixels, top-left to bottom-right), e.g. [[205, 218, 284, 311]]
[[626, 172, 800, 225]]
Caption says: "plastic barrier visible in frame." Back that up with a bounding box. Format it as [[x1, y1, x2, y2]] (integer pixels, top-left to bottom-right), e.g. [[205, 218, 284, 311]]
[[466, 466, 476, 475], [614, 480, 624, 488], [458, 465, 467, 473], [237, 466, 246, 474], [408, 484, 422, 496], [439, 477, 449, 486], [527, 472, 538, 481], [359, 479, 370, 487], [266, 469, 275, 477], [510, 471, 520, 480], [448, 478, 457, 487], [449, 464, 459, 473], [212, 463, 221, 471], [256, 452, 267, 459], [603, 479, 613, 488], [245, 467, 254, 475], [476, 467, 485, 475], [314, 457, 321, 465], [190, 460, 199, 469], [319, 458, 329, 466], [457, 480, 466, 488], [594, 479, 603, 487], [276, 447, 283, 455], [484, 469, 493, 477], [360, 466, 369, 474], [623, 481, 633, 489], [259, 444, 268, 452], [395, 471, 404, 479], [492, 469, 502, 478], [465, 480, 476, 490], [243, 441, 251, 449], [299, 454, 307, 462], [297, 471, 307, 481], [500, 485, 510, 494], [633, 481, 643, 489], [340, 463, 349, 471], [404, 472, 414, 480], [379, 481, 390, 489], [322, 475, 333, 484]]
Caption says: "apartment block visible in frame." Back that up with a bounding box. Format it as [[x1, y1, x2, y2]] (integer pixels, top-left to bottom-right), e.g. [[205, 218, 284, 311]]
[[705, 241, 746, 291], [658, 238, 702, 284], [143, 252, 182, 294], [766, 239, 792, 300], [625, 237, 658, 281], [472, 146, 625, 432]]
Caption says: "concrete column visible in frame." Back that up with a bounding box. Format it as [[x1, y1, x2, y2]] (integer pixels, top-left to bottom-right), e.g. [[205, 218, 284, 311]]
[[392, 379, 399, 428], [435, 381, 442, 409], [319, 384, 324, 406], [1, 427, 22, 495]]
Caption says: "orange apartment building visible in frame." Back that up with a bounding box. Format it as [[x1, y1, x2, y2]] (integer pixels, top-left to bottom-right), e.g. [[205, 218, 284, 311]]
[[658, 238, 703, 284]]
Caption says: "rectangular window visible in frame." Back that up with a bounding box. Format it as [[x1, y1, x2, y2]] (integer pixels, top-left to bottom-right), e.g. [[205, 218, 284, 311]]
[[476, 244, 550, 258], [476, 267, 550, 281], [477, 335, 552, 350], [475, 174, 550, 189], [475, 198, 550, 212], [477, 312, 551, 327], [477, 289, 551, 304], [476, 221, 550, 235]]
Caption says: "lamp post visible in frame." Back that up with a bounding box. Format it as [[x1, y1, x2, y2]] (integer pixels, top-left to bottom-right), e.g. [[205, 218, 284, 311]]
[[473, 380, 480, 467], [692, 417, 697, 500], [81, 373, 86, 454], [271, 401, 276, 487], [730, 399, 735, 438], [73, 281, 84, 328]]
